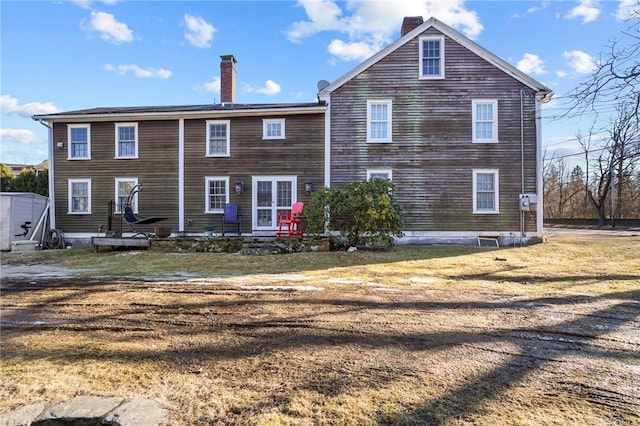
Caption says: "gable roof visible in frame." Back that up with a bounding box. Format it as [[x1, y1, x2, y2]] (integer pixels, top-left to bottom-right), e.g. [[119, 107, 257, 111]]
[[318, 17, 553, 100]]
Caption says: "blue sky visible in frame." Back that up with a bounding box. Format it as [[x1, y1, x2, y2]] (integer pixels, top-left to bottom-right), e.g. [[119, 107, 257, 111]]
[[1, 0, 637, 166]]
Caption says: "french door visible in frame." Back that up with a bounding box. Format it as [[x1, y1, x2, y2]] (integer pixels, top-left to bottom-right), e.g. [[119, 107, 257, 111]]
[[252, 176, 297, 231]]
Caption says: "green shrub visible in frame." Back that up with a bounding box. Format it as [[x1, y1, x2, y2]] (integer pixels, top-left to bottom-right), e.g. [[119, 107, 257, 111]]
[[305, 180, 404, 248]]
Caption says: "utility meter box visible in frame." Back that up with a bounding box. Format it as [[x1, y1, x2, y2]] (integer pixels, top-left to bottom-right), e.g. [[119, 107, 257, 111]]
[[519, 193, 538, 211]]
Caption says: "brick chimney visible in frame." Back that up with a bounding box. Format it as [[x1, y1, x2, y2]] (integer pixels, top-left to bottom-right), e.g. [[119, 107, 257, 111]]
[[220, 54, 237, 104], [401, 16, 424, 36]]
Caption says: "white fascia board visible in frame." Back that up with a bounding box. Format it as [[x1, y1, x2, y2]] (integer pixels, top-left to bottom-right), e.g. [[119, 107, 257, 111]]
[[33, 105, 327, 123]]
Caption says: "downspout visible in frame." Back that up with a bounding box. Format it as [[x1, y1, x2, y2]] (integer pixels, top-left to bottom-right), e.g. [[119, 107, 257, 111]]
[[520, 89, 525, 237], [37, 119, 55, 230], [535, 94, 546, 237], [178, 118, 185, 233], [319, 94, 331, 189]]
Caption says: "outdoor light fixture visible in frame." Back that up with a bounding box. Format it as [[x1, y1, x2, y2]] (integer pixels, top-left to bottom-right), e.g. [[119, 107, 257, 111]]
[[305, 179, 313, 194], [235, 179, 244, 195], [56, 142, 65, 148]]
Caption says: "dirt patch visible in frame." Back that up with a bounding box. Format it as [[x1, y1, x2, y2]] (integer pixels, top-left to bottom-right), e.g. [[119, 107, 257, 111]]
[[1, 274, 638, 425]]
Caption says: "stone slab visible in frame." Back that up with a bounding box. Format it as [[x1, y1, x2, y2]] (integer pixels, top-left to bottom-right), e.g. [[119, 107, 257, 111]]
[[0, 402, 46, 426], [102, 399, 167, 426]]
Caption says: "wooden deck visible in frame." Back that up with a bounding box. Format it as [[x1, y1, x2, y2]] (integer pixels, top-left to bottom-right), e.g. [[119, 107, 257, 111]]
[[92, 236, 150, 252]]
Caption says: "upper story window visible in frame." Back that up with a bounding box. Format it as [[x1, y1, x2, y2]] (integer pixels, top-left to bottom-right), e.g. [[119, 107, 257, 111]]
[[419, 36, 445, 79], [206, 120, 230, 157], [473, 169, 499, 214], [472, 100, 498, 143], [68, 124, 90, 159], [367, 169, 393, 181], [68, 178, 91, 214], [367, 100, 392, 143], [205, 176, 229, 213], [263, 119, 285, 140], [115, 178, 138, 213], [115, 123, 138, 158]]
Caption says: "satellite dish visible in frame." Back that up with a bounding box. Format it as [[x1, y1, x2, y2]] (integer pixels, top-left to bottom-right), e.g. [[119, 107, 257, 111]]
[[317, 80, 330, 91]]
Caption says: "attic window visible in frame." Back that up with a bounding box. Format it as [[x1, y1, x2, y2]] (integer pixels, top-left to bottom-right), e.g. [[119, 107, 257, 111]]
[[419, 36, 445, 79]]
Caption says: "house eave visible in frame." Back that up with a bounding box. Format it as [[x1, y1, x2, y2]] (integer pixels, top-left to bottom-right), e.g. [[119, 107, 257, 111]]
[[319, 17, 553, 98], [32, 104, 327, 123]]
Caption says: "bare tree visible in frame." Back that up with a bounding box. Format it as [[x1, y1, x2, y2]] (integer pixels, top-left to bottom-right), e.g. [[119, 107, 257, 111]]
[[567, 6, 640, 121]]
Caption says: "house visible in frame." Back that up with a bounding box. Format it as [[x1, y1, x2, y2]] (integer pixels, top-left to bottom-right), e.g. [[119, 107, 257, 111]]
[[319, 16, 552, 245], [33, 17, 552, 246]]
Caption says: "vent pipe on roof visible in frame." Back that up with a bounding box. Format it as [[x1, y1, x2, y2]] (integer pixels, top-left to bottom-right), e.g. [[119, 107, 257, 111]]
[[220, 55, 237, 104], [401, 16, 424, 36]]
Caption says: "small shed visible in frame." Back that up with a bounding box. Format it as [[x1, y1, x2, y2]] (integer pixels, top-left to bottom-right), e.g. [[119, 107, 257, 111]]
[[0, 192, 48, 251]]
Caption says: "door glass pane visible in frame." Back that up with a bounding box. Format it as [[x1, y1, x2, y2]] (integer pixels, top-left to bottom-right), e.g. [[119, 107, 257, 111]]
[[257, 181, 272, 207], [277, 181, 292, 207]]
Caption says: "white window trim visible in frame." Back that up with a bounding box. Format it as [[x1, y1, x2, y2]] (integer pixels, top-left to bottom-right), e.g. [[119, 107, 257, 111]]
[[115, 122, 139, 159], [206, 120, 231, 157], [204, 176, 230, 213], [263, 118, 286, 140], [67, 124, 91, 160], [419, 35, 445, 80], [68, 178, 92, 215], [367, 169, 393, 181], [472, 169, 500, 214], [472, 99, 499, 143], [366, 100, 393, 143], [114, 177, 139, 214]]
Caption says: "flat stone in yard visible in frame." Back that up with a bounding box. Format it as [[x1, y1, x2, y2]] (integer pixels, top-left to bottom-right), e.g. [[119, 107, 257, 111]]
[[0, 402, 47, 426], [102, 399, 167, 426], [0, 396, 167, 426]]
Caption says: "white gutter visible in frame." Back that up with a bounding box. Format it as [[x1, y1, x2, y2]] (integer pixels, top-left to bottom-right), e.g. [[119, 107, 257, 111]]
[[33, 105, 327, 123]]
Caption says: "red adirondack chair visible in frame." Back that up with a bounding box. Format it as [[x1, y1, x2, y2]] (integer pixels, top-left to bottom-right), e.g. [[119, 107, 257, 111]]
[[277, 201, 304, 237]]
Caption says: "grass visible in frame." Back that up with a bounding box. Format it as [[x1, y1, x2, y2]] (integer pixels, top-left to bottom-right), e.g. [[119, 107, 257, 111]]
[[1, 232, 639, 425]]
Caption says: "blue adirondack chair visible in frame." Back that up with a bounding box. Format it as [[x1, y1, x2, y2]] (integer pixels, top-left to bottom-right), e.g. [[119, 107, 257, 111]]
[[221, 203, 241, 236]]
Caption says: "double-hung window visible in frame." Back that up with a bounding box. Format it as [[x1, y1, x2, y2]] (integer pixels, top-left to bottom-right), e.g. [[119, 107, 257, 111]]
[[367, 100, 392, 143], [115, 123, 138, 158], [206, 120, 230, 157], [472, 100, 498, 143], [68, 179, 91, 214], [68, 124, 90, 159], [115, 178, 138, 213], [419, 36, 445, 79], [205, 177, 229, 213], [473, 169, 499, 214], [263, 119, 285, 140]]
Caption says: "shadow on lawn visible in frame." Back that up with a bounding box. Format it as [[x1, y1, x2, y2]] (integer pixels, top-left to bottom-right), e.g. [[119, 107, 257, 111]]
[[2, 281, 639, 424]]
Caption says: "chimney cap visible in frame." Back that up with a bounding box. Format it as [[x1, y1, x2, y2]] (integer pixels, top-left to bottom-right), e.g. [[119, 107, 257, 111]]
[[220, 54, 237, 63]]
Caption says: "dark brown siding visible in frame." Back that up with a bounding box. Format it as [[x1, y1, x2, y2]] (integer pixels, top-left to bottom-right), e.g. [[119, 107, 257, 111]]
[[183, 113, 324, 233], [330, 27, 539, 232], [52, 120, 179, 234], [53, 112, 324, 235]]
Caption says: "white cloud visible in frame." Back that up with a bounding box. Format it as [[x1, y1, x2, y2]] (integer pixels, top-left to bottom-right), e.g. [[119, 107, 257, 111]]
[[203, 76, 221, 93], [327, 39, 378, 62], [564, 0, 601, 23], [105, 64, 172, 79], [1, 95, 60, 117], [286, 0, 483, 62], [556, 70, 568, 78], [86, 10, 134, 43], [0, 129, 38, 146], [184, 14, 216, 48], [615, 0, 639, 20], [563, 50, 597, 74], [516, 53, 546, 75], [243, 80, 282, 96]]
